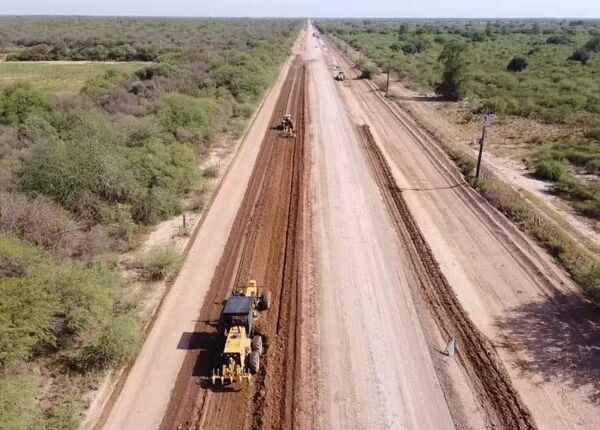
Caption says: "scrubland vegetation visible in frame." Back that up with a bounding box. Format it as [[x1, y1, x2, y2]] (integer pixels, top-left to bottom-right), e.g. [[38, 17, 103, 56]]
[[316, 19, 600, 220], [0, 17, 299, 427]]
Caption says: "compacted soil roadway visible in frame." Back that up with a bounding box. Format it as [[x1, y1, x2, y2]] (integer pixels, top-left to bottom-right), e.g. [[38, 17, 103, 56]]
[[321, 25, 599, 430], [97, 22, 599, 430]]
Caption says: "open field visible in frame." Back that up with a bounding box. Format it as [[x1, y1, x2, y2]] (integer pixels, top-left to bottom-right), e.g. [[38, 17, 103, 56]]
[[0, 62, 147, 93]]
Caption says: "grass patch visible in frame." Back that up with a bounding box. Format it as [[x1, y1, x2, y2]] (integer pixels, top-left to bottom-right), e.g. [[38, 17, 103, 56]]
[[0, 374, 43, 430], [0, 62, 146, 93]]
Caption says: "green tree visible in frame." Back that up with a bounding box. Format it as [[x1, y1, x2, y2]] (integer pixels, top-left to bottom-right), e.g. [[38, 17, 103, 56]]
[[437, 40, 468, 100], [0, 84, 48, 125], [584, 35, 600, 53]]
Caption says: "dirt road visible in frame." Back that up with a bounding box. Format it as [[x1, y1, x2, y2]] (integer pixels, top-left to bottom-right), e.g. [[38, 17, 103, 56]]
[[298, 32, 464, 429], [157, 43, 308, 429], [99, 22, 598, 430], [324, 32, 599, 430]]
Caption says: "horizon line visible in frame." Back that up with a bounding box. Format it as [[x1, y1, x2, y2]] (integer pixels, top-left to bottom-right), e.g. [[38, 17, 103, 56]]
[[1, 14, 600, 20]]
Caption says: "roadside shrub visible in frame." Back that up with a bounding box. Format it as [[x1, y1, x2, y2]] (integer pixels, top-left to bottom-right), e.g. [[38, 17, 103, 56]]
[[568, 49, 591, 65], [575, 200, 600, 219], [506, 56, 528, 72], [585, 159, 600, 175], [359, 62, 378, 79], [71, 314, 138, 371], [137, 245, 182, 281], [584, 128, 600, 141], [202, 165, 219, 179], [533, 158, 568, 181]]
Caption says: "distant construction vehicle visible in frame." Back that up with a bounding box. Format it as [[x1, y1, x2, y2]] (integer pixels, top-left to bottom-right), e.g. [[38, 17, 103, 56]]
[[335, 70, 345, 81], [210, 280, 270, 385], [279, 114, 296, 138]]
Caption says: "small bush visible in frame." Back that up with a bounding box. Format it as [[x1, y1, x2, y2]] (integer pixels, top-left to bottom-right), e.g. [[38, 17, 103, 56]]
[[71, 314, 138, 371], [575, 200, 600, 219], [506, 56, 528, 72], [568, 49, 591, 65], [157, 93, 216, 135], [402, 43, 418, 55], [0, 83, 49, 125], [585, 159, 600, 175], [202, 165, 219, 179], [359, 62, 377, 79], [553, 175, 597, 201], [533, 158, 568, 181], [584, 35, 600, 53], [546, 34, 568, 45], [137, 245, 182, 281], [584, 128, 600, 141]]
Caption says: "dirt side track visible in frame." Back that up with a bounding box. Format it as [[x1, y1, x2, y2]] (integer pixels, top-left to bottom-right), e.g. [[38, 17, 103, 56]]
[[357, 124, 536, 430], [160, 56, 306, 430]]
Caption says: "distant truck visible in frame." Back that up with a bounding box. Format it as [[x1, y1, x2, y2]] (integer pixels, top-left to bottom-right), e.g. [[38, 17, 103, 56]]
[[334, 70, 345, 81]]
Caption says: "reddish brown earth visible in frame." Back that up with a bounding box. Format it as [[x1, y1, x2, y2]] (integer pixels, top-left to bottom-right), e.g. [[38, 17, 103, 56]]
[[159, 52, 307, 430]]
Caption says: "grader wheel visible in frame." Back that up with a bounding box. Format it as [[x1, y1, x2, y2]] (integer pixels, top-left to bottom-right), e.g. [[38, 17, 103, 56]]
[[248, 351, 260, 374], [252, 335, 264, 356], [260, 290, 272, 310]]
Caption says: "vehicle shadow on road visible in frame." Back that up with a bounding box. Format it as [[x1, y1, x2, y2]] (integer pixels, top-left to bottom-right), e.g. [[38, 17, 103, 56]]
[[495, 293, 600, 404], [177, 330, 219, 376]]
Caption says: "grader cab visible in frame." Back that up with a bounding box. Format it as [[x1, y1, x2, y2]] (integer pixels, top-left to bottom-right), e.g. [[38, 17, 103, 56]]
[[210, 280, 270, 386]]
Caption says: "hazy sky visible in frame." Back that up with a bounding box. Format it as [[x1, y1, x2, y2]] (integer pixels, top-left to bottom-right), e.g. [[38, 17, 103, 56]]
[[1, 0, 599, 18]]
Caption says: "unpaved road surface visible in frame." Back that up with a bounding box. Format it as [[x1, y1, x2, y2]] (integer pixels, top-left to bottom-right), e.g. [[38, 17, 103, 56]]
[[158, 44, 308, 429], [324, 31, 599, 430], [99, 22, 599, 430], [299, 32, 460, 429]]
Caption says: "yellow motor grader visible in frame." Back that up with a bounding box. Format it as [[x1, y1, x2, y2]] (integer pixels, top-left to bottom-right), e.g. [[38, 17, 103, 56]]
[[211, 280, 271, 385], [279, 114, 296, 138]]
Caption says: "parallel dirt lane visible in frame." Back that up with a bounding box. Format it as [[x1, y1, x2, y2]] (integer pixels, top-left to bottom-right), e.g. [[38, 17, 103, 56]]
[[160, 51, 307, 430], [326, 33, 600, 430], [298, 28, 464, 430], [358, 124, 535, 429]]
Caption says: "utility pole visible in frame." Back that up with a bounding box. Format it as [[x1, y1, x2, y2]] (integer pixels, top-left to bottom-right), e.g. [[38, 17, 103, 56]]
[[474, 110, 495, 185], [386, 67, 391, 95]]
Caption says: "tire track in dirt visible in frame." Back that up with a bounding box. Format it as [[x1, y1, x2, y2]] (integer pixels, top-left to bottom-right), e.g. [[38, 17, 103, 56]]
[[332, 42, 570, 299], [159, 56, 306, 430], [357, 124, 537, 430]]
